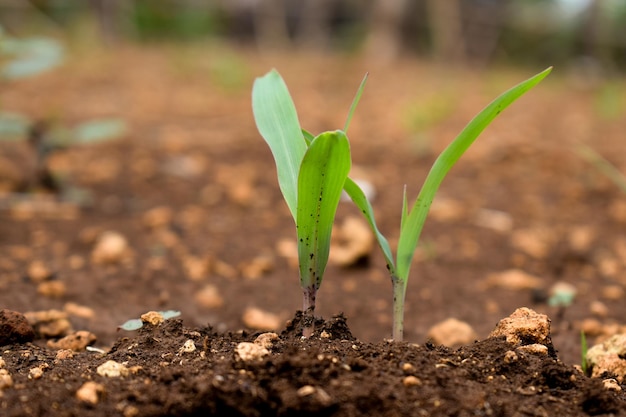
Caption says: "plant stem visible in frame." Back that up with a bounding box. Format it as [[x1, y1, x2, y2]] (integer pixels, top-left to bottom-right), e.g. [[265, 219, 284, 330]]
[[302, 285, 317, 337], [391, 275, 406, 341]]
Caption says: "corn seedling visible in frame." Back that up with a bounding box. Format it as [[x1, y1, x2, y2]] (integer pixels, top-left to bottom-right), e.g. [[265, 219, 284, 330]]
[[252, 70, 357, 336], [252, 67, 551, 340]]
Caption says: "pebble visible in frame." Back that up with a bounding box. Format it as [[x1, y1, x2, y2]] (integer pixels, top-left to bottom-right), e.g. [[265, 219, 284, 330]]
[[603, 378, 622, 392], [242, 307, 281, 331], [0, 369, 13, 390], [402, 376, 422, 387], [489, 307, 551, 347], [587, 334, 626, 382], [483, 269, 543, 290], [473, 208, 513, 233], [516, 344, 548, 355], [0, 309, 35, 345], [195, 284, 224, 309], [76, 381, 105, 404], [97, 360, 129, 378], [235, 342, 269, 361], [510, 228, 553, 259], [27, 260, 52, 283], [427, 318, 477, 347], [91, 231, 129, 264], [37, 281, 66, 298], [329, 216, 374, 267], [254, 332, 279, 349], [47, 331, 96, 351], [63, 302, 95, 319], [589, 301, 609, 318], [24, 310, 72, 338], [141, 311, 165, 326], [601, 285, 624, 301], [240, 255, 275, 280], [142, 206, 174, 229]]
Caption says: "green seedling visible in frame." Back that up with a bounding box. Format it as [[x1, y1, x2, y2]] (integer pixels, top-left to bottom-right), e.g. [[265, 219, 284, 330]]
[[345, 67, 551, 341], [252, 67, 551, 340], [581, 330, 588, 374], [252, 70, 356, 336]]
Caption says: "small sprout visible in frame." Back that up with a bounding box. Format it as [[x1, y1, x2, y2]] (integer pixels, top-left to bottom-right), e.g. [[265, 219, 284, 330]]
[[252, 67, 551, 341], [118, 310, 180, 331]]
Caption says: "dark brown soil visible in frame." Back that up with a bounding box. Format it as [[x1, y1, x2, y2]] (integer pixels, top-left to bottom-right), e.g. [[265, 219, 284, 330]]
[[1, 44, 626, 415], [2, 313, 625, 417]]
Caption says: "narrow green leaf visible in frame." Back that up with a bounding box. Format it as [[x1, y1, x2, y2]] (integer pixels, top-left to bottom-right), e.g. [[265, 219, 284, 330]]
[[395, 67, 552, 280], [302, 128, 314, 146], [252, 70, 307, 220], [72, 119, 127, 144], [343, 177, 395, 273], [344, 73, 368, 133], [297, 131, 351, 290]]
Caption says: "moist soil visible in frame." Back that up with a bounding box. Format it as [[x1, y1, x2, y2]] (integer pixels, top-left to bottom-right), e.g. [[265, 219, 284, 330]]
[[1, 44, 626, 416]]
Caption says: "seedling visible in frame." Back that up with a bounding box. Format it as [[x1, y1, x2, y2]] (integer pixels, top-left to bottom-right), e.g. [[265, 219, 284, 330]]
[[252, 67, 551, 340], [252, 70, 353, 336]]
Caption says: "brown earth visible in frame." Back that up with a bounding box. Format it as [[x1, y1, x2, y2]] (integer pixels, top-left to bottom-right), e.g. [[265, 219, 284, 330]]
[[1, 43, 626, 415]]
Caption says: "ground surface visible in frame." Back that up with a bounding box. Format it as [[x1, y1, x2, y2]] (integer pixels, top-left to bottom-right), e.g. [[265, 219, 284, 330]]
[[1, 44, 626, 415]]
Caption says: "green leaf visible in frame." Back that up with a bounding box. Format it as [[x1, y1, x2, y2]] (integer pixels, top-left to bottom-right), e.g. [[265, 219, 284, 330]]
[[1, 38, 64, 80], [344, 72, 368, 133], [395, 67, 552, 281], [0, 112, 29, 140], [297, 131, 351, 290], [72, 119, 127, 144], [252, 70, 307, 220], [343, 177, 395, 272]]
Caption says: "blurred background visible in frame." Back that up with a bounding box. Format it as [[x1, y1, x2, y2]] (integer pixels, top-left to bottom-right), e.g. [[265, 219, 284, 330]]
[[0, 0, 625, 73]]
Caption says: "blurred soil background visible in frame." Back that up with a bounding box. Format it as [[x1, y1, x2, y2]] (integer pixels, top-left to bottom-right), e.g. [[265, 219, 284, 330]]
[[1, 0, 626, 366]]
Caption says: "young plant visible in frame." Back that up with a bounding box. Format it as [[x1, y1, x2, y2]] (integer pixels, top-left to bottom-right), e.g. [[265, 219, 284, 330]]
[[344, 67, 552, 341], [252, 67, 552, 340], [252, 70, 354, 336]]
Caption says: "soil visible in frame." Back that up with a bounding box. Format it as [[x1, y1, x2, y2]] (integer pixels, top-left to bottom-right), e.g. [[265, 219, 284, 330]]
[[1, 44, 626, 416]]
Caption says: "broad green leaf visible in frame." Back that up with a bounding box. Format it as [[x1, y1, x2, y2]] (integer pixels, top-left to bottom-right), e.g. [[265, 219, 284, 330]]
[[343, 177, 395, 272], [297, 131, 351, 290], [72, 119, 127, 144], [252, 70, 307, 220], [395, 67, 552, 280]]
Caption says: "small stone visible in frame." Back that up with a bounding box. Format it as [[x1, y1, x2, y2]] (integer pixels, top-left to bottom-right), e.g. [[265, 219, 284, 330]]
[[91, 231, 128, 264], [141, 311, 164, 326], [402, 363, 415, 373], [235, 342, 269, 361], [489, 307, 551, 347], [516, 344, 548, 355], [76, 381, 105, 404], [483, 269, 543, 290], [254, 332, 279, 349], [142, 206, 174, 229], [37, 281, 66, 298], [47, 331, 96, 351], [579, 318, 605, 336], [504, 351, 518, 363], [0, 357, 5, 368], [590, 301, 609, 318], [0, 309, 35, 346], [179, 339, 196, 354], [240, 255, 274, 280], [63, 302, 95, 319], [242, 307, 281, 331], [602, 378, 622, 392], [297, 385, 316, 397], [24, 309, 72, 338], [27, 261, 52, 283], [0, 369, 13, 389], [28, 365, 46, 380], [474, 209, 513, 233], [568, 226, 595, 252], [587, 334, 626, 382], [427, 318, 477, 347], [195, 284, 224, 309], [329, 216, 374, 267], [602, 285, 624, 301], [403, 375, 422, 387], [510, 228, 554, 259], [182, 255, 210, 281], [55, 349, 74, 361], [97, 360, 129, 378], [429, 197, 465, 222]]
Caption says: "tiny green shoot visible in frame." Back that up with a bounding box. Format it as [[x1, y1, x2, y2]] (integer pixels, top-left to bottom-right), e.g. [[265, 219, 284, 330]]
[[575, 143, 626, 194], [581, 330, 588, 374], [118, 310, 181, 331]]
